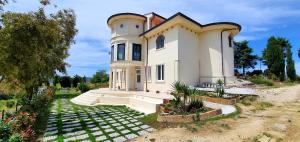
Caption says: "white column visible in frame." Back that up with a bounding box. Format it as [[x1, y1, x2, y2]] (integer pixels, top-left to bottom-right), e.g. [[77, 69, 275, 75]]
[[125, 67, 130, 91], [113, 68, 117, 90]]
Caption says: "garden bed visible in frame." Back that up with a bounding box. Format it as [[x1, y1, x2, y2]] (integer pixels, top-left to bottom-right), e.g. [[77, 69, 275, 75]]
[[195, 96, 240, 105], [157, 108, 222, 123]]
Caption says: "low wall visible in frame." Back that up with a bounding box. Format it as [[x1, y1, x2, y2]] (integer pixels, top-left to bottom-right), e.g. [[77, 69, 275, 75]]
[[196, 96, 239, 105], [95, 96, 160, 114], [157, 109, 222, 123]]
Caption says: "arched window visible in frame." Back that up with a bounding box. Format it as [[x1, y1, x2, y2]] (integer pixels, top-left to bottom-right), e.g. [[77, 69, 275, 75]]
[[156, 35, 165, 49]]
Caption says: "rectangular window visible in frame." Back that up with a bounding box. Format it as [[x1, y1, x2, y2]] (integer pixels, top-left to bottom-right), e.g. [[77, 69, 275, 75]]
[[132, 43, 141, 61], [117, 43, 125, 60], [147, 66, 151, 82], [156, 64, 164, 81], [136, 70, 141, 83], [111, 45, 114, 62]]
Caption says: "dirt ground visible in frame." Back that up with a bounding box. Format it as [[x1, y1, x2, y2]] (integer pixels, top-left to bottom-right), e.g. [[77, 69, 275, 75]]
[[132, 84, 300, 142]]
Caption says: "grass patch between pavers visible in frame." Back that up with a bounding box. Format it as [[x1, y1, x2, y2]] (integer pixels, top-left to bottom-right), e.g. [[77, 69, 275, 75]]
[[43, 91, 153, 142]]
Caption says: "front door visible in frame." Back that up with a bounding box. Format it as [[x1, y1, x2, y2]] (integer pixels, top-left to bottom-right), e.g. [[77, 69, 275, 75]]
[[135, 69, 142, 90]]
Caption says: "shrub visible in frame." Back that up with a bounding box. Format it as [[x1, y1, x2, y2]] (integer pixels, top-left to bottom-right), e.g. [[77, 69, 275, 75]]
[[8, 133, 24, 142], [6, 100, 15, 108], [4, 111, 15, 119], [12, 112, 36, 141], [215, 79, 225, 97], [249, 76, 274, 86], [0, 93, 13, 100], [0, 119, 12, 142], [78, 83, 89, 93], [188, 99, 204, 113]]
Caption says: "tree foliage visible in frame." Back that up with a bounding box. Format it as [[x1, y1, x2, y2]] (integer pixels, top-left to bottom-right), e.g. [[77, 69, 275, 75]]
[[59, 76, 72, 88], [0, 1, 77, 99], [234, 40, 257, 75], [286, 45, 296, 81], [72, 75, 83, 87], [91, 70, 109, 83], [263, 36, 296, 81]]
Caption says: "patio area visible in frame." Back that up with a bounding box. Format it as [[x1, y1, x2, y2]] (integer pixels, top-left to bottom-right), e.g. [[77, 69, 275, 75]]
[[43, 97, 155, 142], [71, 88, 174, 114]]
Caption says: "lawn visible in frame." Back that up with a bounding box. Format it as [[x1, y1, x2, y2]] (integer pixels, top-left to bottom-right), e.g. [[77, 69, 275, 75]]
[[43, 91, 155, 142]]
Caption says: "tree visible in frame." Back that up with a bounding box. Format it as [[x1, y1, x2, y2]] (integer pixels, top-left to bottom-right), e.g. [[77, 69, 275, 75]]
[[72, 75, 82, 87], [82, 76, 87, 83], [298, 48, 300, 58], [286, 45, 296, 81], [60, 76, 72, 88], [0, 1, 77, 100], [234, 40, 257, 76], [53, 75, 61, 86], [263, 37, 288, 81], [91, 70, 109, 83]]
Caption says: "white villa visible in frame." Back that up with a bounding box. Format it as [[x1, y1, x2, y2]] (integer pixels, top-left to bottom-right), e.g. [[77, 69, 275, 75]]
[[108, 12, 241, 93]]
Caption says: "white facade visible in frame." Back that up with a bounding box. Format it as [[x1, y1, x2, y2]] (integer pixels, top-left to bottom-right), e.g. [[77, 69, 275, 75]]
[[107, 12, 241, 93]]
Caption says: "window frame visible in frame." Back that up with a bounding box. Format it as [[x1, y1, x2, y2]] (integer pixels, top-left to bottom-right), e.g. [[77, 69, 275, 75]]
[[111, 45, 114, 62], [156, 35, 165, 50], [156, 64, 165, 82], [132, 43, 142, 61], [117, 43, 125, 60]]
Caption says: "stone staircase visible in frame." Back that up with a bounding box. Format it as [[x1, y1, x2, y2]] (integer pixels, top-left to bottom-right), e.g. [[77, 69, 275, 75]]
[[70, 91, 99, 106]]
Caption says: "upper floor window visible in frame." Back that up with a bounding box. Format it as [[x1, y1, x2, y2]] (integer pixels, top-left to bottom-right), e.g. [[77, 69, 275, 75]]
[[156, 35, 165, 49], [132, 43, 141, 61], [117, 43, 125, 60], [120, 24, 124, 28], [228, 36, 233, 47], [111, 45, 114, 62]]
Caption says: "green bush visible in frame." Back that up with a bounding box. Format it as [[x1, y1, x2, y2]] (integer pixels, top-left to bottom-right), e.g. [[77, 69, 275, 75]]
[[0, 93, 13, 100], [78, 83, 89, 93], [215, 79, 225, 97], [0, 120, 12, 142], [249, 76, 274, 86], [8, 133, 24, 142], [188, 99, 204, 113], [6, 100, 15, 108]]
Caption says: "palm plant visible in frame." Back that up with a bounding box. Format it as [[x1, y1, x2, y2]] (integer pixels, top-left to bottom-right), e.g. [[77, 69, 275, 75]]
[[171, 81, 191, 112]]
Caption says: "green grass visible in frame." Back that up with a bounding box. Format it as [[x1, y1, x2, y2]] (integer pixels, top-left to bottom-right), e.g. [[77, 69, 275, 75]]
[[252, 102, 273, 111], [249, 76, 274, 86], [240, 96, 258, 106], [139, 113, 159, 128]]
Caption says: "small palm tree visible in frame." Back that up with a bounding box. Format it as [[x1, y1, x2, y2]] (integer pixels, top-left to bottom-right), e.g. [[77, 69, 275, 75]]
[[171, 81, 191, 112]]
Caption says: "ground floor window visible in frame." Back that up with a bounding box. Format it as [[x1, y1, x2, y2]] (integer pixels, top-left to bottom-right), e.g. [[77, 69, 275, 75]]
[[156, 64, 164, 81]]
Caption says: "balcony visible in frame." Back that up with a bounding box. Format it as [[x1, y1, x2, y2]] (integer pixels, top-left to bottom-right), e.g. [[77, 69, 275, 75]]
[[110, 60, 144, 68]]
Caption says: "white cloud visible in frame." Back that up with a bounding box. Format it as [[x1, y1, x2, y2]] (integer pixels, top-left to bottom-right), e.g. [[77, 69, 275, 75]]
[[4, 0, 300, 76]]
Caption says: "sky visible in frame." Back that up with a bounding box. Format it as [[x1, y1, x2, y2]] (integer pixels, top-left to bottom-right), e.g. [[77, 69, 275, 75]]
[[4, 0, 300, 77]]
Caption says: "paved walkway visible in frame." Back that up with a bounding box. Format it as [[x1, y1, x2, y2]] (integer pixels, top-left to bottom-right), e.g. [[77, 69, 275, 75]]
[[43, 98, 155, 142]]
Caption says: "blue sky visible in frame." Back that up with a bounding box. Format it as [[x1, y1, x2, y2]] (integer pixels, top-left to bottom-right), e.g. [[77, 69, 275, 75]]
[[5, 0, 300, 77]]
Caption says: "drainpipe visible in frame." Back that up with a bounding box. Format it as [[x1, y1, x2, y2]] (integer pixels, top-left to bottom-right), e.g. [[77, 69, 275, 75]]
[[145, 37, 149, 91], [220, 28, 236, 85]]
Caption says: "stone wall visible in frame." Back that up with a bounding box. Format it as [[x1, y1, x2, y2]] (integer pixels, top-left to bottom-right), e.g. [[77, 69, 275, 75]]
[[157, 109, 222, 123]]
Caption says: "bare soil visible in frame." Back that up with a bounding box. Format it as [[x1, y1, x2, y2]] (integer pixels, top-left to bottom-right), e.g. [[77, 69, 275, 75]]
[[132, 84, 300, 142]]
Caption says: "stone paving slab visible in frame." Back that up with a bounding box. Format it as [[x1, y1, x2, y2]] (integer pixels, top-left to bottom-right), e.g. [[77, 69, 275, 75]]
[[43, 98, 153, 142]]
